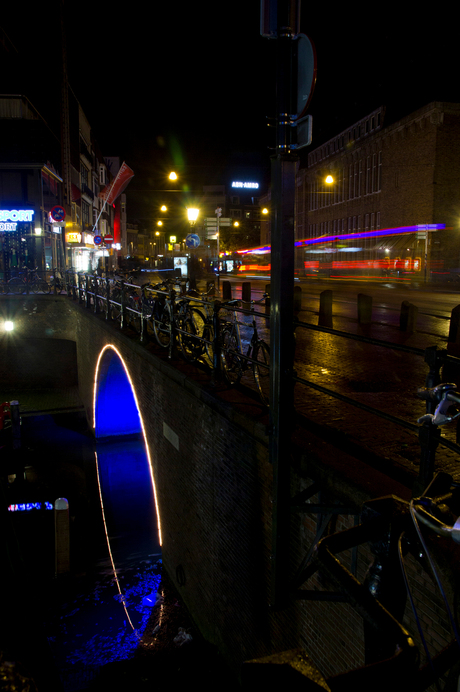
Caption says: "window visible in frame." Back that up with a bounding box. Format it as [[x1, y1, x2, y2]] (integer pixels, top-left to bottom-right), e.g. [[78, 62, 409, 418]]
[[82, 200, 90, 227], [366, 156, 371, 195], [81, 165, 89, 189]]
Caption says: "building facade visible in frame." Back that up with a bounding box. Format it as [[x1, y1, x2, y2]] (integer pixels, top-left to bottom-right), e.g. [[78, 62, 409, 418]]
[[0, 95, 64, 277], [295, 102, 460, 279], [0, 93, 119, 277], [64, 100, 116, 273]]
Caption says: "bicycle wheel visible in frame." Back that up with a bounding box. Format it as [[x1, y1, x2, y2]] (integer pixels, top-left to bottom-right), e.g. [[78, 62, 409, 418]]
[[142, 298, 155, 337], [178, 315, 201, 363], [8, 278, 25, 294], [252, 340, 270, 406], [31, 280, 50, 294], [126, 295, 141, 332], [96, 286, 107, 313], [154, 305, 172, 348], [221, 327, 243, 384], [201, 323, 214, 366], [109, 288, 122, 322]]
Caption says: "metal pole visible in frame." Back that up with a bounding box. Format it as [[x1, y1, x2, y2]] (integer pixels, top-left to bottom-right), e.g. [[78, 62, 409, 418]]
[[269, 0, 298, 609], [216, 213, 220, 295]]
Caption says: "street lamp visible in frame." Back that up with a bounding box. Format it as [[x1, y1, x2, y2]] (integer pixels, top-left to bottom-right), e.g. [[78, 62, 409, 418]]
[[187, 208, 199, 224], [169, 172, 178, 181], [155, 229, 165, 257]]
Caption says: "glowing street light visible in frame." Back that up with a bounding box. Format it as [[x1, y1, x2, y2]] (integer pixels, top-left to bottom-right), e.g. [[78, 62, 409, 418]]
[[187, 208, 199, 224], [325, 174, 334, 184], [160, 205, 167, 212], [169, 172, 178, 181]]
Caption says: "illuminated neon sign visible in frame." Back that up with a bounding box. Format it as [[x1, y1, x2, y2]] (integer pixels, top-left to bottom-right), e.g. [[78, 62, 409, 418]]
[[0, 209, 35, 232], [66, 232, 82, 243], [231, 182, 259, 189], [0, 210, 34, 222], [8, 501, 53, 512]]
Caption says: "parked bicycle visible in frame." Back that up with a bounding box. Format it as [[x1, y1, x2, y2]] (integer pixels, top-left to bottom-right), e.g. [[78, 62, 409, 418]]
[[219, 296, 270, 405], [49, 268, 65, 294], [151, 281, 199, 356], [288, 382, 460, 691], [177, 284, 217, 366], [3, 267, 49, 295]]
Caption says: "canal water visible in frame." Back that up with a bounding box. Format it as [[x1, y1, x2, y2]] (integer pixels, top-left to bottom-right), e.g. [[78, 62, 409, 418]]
[[6, 411, 167, 691]]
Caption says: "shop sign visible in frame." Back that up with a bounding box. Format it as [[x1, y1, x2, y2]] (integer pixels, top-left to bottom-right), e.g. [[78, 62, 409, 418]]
[[66, 232, 82, 243], [231, 182, 259, 189], [0, 209, 34, 231]]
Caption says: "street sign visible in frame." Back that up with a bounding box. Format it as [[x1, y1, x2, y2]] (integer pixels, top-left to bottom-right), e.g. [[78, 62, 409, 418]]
[[185, 233, 200, 249], [296, 114, 313, 150], [293, 34, 317, 119], [103, 234, 114, 244], [50, 205, 66, 223], [94, 235, 102, 246], [206, 218, 231, 227]]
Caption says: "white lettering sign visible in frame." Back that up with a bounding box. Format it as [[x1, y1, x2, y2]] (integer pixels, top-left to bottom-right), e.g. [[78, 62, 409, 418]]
[[0, 209, 35, 222], [0, 223, 17, 231], [231, 182, 259, 189]]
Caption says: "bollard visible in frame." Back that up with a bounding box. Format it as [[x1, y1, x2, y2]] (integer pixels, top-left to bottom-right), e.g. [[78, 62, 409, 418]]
[[265, 295, 270, 316], [294, 285, 302, 315], [10, 400, 20, 451], [447, 305, 460, 354], [444, 305, 460, 382], [319, 290, 333, 328], [222, 280, 232, 300], [357, 293, 373, 325], [265, 283, 271, 296], [242, 281, 251, 309], [55, 497, 70, 576], [399, 300, 418, 332]]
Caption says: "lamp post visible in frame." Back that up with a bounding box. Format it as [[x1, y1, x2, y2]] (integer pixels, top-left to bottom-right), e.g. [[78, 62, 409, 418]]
[[187, 207, 199, 289], [155, 228, 166, 258]]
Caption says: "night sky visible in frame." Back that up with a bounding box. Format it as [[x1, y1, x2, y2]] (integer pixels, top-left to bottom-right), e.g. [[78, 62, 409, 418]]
[[1, 3, 459, 224]]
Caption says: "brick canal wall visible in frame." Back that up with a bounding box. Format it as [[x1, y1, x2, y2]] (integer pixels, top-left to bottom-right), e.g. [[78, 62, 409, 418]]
[[0, 295, 453, 683]]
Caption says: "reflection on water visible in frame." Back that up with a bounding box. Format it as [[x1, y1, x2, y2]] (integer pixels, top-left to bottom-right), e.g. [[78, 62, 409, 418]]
[[47, 436, 162, 691]]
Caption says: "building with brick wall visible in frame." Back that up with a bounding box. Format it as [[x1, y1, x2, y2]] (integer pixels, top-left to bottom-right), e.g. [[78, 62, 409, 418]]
[[295, 102, 460, 279]]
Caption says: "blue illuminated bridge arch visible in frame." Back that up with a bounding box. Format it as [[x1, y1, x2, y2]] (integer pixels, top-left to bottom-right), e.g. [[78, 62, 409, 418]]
[[93, 344, 162, 546]]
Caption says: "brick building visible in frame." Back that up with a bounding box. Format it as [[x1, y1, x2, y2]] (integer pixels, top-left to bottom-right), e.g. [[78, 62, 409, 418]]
[[295, 102, 460, 279]]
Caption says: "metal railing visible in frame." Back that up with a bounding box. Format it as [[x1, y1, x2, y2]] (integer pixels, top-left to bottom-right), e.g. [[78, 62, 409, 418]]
[[12, 270, 460, 487]]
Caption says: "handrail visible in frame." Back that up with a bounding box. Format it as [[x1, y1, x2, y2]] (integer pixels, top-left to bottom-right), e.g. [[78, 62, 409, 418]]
[[55, 273, 460, 465]]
